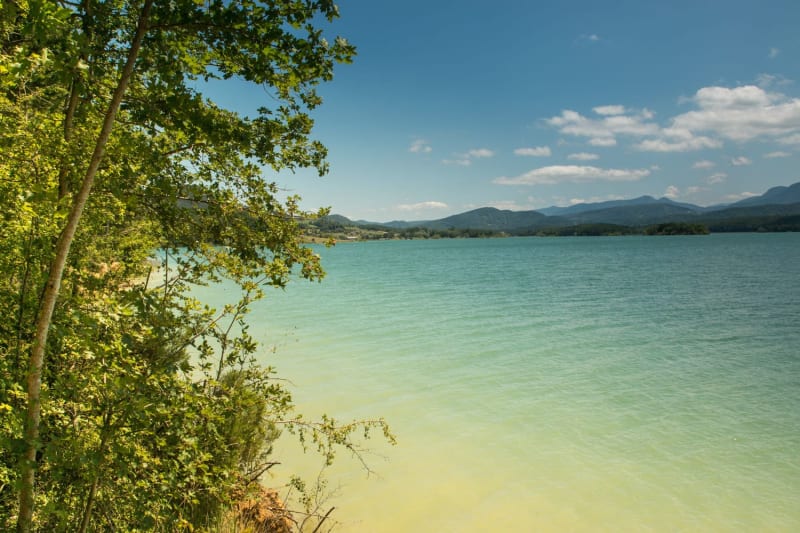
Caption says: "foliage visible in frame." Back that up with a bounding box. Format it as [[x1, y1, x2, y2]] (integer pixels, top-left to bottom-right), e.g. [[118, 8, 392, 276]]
[[532, 223, 639, 237], [706, 215, 800, 233], [643, 222, 710, 235], [0, 1, 391, 531]]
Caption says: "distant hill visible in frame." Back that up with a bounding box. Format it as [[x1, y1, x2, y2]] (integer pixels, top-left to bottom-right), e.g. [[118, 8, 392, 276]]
[[696, 202, 800, 221], [540, 195, 681, 216], [423, 207, 559, 232], [563, 203, 699, 226], [382, 219, 432, 229], [727, 182, 800, 208], [312, 181, 800, 236]]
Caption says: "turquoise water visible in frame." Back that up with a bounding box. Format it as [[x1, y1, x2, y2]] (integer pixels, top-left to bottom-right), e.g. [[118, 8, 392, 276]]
[[200, 234, 800, 531]]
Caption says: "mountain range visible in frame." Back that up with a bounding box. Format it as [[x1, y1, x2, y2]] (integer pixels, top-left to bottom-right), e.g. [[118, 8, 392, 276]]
[[321, 182, 800, 234]]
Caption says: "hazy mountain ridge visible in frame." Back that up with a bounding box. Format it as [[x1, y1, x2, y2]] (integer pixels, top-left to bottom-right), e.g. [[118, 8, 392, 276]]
[[563, 203, 699, 226], [319, 181, 800, 233], [537, 195, 704, 216], [423, 207, 560, 231], [732, 182, 800, 207]]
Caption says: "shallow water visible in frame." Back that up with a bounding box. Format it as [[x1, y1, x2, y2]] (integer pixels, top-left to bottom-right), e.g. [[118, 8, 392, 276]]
[[197, 234, 800, 531]]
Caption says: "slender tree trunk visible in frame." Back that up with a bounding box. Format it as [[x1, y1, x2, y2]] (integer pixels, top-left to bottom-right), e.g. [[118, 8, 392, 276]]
[[14, 222, 37, 363], [58, 81, 81, 200], [77, 410, 112, 533], [58, 0, 93, 200], [16, 2, 154, 530]]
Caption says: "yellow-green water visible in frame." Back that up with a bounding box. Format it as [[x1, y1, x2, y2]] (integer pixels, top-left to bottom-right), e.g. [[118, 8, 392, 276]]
[[199, 234, 800, 531]]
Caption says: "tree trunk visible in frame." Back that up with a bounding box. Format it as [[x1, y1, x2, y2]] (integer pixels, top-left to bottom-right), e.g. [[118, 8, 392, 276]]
[[16, 2, 154, 530], [77, 410, 112, 533]]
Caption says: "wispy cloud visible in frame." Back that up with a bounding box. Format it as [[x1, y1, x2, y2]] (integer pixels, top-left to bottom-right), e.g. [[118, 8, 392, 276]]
[[443, 147, 494, 166], [466, 148, 494, 158], [706, 172, 728, 184], [409, 138, 432, 153], [731, 156, 752, 166], [593, 105, 626, 116], [562, 194, 626, 206], [589, 137, 617, 147], [778, 133, 800, 145], [487, 200, 538, 211], [663, 185, 680, 199], [764, 150, 791, 158], [397, 201, 448, 211], [441, 157, 472, 167], [567, 152, 599, 161], [769, 47, 780, 59], [724, 191, 759, 202], [756, 73, 792, 89], [514, 146, 551, 157], [635, 135, 722, 152], [546, 108, 659, 147], [493, 165, 650, 186], [693, 160, 715, 169]]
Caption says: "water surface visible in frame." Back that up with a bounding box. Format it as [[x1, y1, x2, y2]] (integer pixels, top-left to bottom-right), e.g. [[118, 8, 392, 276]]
[[200, 234, 800, 531]]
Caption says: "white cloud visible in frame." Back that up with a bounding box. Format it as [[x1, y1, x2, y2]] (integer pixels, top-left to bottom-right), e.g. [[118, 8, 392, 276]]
[[493, 165, 650, 186], [409, 139, 432, 153], [466, 148, 494, 158], [544, 84, 800, 157], [442, 158, 471, 166], [706, 172, 727, 184], [693, 85, 774, 108], [670, 85, 800, 142], [663, 185, 680, 199], [593, 105, 626, 116], [603, 114, 661, 135], [546, 108, 659, 146], [514, 146, 551, 157], [589, 137, 617, 147], [693, 160, 715, 169], [567, 152, 599, 161], [731, 156, 752, 166], [634, 136, 722, 152], [397, 201, 448, 211], [443, 147, 494, 166], [769, 47, 780, 59], [764, 151, 791, 158]]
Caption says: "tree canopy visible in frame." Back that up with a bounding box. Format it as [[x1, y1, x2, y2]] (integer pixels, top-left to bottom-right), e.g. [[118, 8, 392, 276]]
[[0, 1, 391, 530]]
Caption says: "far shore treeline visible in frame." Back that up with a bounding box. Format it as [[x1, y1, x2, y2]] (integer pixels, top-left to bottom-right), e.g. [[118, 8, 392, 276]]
[[305, 215, 799, 241]]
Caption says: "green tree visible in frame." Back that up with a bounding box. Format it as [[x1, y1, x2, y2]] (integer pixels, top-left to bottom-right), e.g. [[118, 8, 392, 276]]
[[1, 1, 391, 530]]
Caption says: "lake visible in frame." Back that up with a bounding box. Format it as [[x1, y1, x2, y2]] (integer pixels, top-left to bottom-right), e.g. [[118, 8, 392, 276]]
[[197, 233, 800, 531]]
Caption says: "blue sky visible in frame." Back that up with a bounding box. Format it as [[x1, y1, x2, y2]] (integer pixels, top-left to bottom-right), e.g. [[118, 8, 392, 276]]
[[209, 0, 800, 222]]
